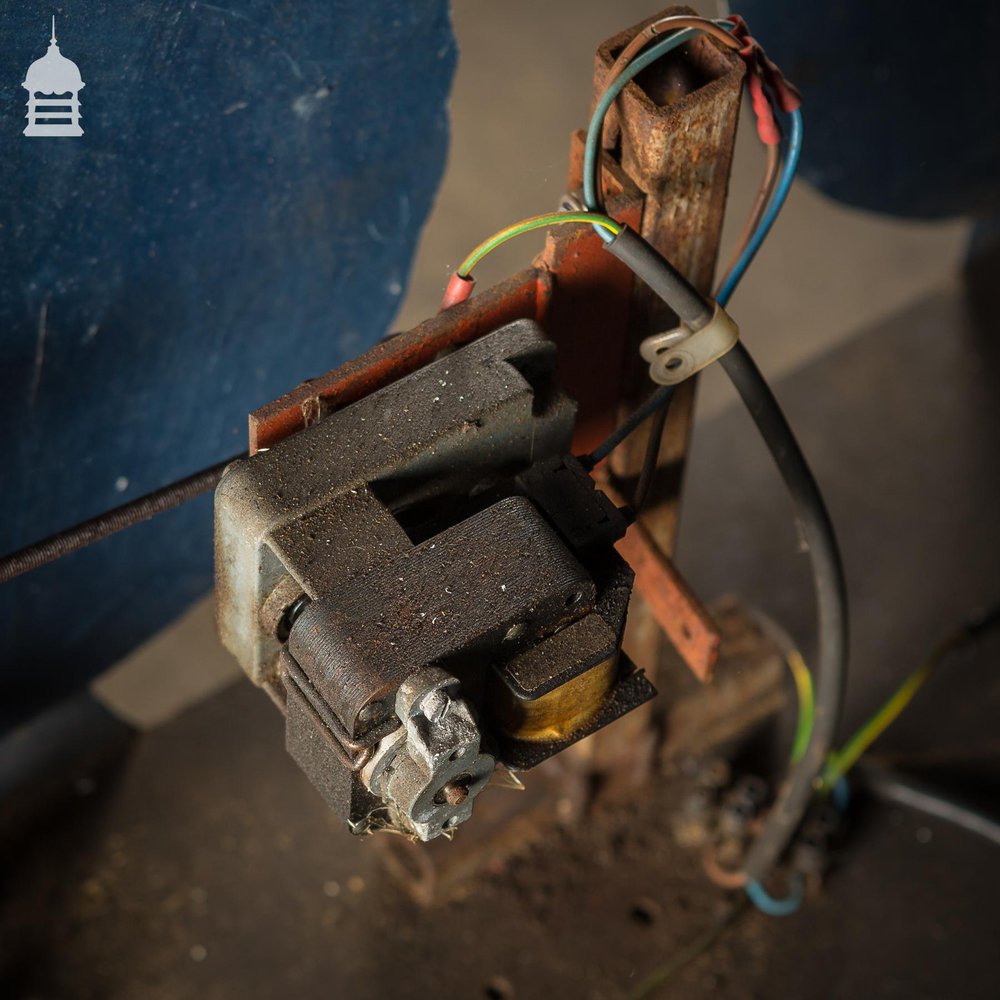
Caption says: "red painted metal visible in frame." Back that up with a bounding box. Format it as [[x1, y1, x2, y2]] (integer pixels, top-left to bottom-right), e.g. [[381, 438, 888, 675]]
[[534, 201, 642, 456], [250, 268, 551, 454], [249, 205, 648, 461]]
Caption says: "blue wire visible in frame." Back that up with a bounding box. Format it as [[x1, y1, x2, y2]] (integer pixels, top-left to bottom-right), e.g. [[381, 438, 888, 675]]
[[745, 775, 842, 919], [831, 775, 851, 813], [716, 107, 802, 309], [746, 876, 804, 917]]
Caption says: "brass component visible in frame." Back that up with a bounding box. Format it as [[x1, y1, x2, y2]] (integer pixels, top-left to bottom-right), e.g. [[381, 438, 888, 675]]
[[494, 655, 618, 743]]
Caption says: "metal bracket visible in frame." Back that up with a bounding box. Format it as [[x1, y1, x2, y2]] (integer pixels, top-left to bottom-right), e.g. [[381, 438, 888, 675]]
[[362, 667, 496, 841], [639, 303, 739, 385]]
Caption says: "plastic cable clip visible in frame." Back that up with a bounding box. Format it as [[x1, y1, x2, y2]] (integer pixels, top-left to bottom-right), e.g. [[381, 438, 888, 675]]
[[639, 303, 739, 385]]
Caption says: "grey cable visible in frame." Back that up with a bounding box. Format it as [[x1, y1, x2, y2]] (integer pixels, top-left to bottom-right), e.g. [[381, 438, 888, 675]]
[[720, 342, 848, 884], [632, 398, 671, 512], [859, 765, 1000, 849], [604, 227, 714, 330], [600, 230, 849, 887]]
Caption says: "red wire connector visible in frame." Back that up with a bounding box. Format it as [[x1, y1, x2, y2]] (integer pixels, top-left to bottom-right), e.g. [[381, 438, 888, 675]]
[[440, 272, 475, 311], [725, 15, 802, 145]]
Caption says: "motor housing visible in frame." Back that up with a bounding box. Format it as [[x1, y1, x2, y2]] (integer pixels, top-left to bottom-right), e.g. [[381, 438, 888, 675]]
[[215, 320, 654, 839]]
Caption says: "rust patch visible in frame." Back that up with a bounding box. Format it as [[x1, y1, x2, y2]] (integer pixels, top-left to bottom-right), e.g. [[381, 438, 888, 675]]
[[250, 269, 552, 454], [603, 484, 720, 682]]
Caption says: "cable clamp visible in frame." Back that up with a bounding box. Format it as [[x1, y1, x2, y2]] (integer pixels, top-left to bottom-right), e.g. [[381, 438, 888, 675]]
[[639, 303, 739, 385]]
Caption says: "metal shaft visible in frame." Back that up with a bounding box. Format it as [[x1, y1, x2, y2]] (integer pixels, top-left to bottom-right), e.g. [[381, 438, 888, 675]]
[[0, 455, 242, 584]]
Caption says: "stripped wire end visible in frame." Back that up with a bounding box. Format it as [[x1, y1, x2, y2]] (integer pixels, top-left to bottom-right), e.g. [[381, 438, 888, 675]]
[[444, 211, 621, 310]]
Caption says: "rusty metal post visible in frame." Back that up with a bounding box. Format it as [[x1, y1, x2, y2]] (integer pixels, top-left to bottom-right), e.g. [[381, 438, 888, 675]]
[[568, 8, 744, 789], [598, 6, 744, 550]]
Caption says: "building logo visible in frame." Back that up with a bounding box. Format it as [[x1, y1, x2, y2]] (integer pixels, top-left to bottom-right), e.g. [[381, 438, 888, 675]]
[[23, 17, 85, 137]]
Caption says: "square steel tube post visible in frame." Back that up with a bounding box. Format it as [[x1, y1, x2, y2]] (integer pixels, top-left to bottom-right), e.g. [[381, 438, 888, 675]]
[[595, 6, 744, 551], [566, 8, 744, 784], [238, 8, 745, 893]]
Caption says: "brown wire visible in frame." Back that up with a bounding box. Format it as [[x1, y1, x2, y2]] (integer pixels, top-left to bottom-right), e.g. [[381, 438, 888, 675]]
[[715, 142, 781, 295], [702, 847, 750, 889], [631, 389, 671, 512], [606, 15, 741, 93]]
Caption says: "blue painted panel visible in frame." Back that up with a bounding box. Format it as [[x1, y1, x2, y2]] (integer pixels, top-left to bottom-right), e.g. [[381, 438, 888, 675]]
[[0, 2, 456, 726], [739, 0, 1000, 220]]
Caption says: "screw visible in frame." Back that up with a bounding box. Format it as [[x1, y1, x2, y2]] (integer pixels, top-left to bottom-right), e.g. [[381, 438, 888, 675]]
[[503, 622, 527, 642], [559, 190, 585, 212], [275, 593, 310, 642]]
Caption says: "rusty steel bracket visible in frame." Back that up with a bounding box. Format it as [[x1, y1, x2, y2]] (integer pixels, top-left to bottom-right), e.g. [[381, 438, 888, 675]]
[[575, 7, 744, 696], [603, 483, 720, 681], [248, 199, 642, 460]]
